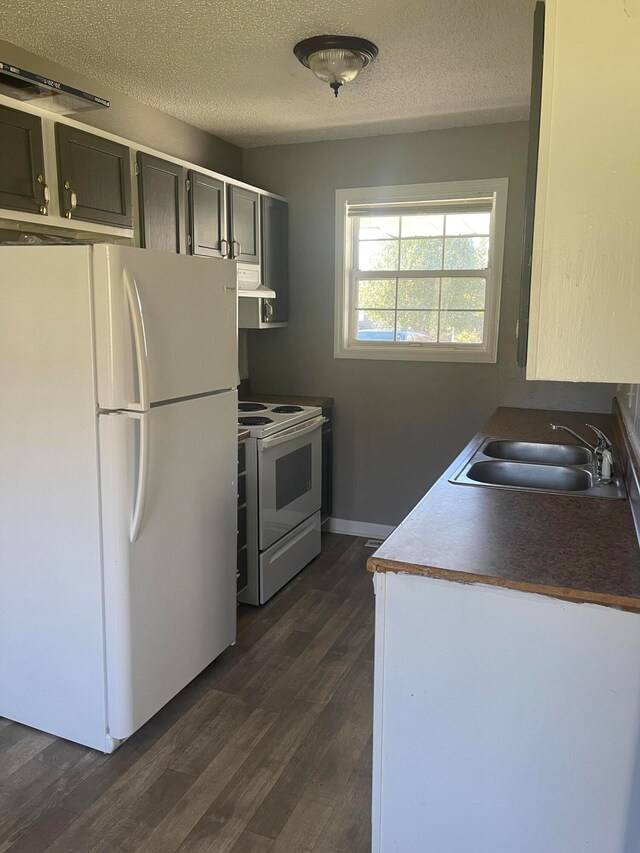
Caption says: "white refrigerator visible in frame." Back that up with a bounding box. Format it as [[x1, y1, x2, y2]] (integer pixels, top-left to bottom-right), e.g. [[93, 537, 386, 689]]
[[0, 244, 238, 752]]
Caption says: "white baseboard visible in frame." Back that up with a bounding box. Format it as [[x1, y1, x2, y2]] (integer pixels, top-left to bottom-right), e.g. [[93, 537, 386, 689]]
[[325, 517, 396, 539]]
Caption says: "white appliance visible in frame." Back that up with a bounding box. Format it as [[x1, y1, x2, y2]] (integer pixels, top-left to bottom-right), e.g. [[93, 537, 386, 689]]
[[237, 263, 275, 298], [0, 244, 238, 753], [238, 402, 325, 605]]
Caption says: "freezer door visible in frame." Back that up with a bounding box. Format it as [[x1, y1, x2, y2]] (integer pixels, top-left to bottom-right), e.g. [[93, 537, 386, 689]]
[[93, 244, 238, 409], [99, 390, 237, 740]]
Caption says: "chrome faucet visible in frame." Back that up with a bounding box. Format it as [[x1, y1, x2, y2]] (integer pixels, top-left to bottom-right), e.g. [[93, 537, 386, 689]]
[[550, 423, 614, 481]]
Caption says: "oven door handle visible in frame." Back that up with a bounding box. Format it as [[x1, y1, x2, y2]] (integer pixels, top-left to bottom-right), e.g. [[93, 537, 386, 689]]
[[258, 416, 327, 451]]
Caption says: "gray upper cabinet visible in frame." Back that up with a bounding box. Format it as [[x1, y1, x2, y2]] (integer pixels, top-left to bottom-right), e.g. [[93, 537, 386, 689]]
[[0, 104, 48, 215], [261, 195, 289, 324], [55, 124, 132, 227], [188, 171, 228, 258], [138, 153, 186, 254], [228, 185, 259, 264], [0, 102, 287, 271]]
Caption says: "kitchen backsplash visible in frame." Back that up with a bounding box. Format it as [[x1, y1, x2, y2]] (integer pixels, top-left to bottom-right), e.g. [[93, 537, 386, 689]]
[[618, 385, 640, 451], [617, 385, 640, 545]]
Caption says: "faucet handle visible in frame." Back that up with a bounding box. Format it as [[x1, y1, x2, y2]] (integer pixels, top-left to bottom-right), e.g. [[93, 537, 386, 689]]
[[585, 424, 612, 451]]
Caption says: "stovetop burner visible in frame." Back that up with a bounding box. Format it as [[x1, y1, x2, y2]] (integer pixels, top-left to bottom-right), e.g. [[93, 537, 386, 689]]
[[271, 405, 304, 413], [239, 416, 273, 426], [238, 402, 268, 412]]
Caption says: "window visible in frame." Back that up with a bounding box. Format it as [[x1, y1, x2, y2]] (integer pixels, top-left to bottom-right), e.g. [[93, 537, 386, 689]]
[[334, 179, 508, 362]]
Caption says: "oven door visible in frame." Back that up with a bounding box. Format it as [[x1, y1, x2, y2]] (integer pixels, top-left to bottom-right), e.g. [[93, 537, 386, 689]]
[[257, 416, 325, 551]]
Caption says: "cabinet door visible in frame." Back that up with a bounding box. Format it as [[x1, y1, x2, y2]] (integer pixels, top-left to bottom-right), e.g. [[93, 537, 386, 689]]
[[0, 105, 48, 215], [517, 1, 545, 368], [261, 196, 288, 324], [228, 185, 259, 264], [188, 171, 227, 257], [527, 0, 640, 382], [56, 124, 132, 227], [138, 153, 186, 254]]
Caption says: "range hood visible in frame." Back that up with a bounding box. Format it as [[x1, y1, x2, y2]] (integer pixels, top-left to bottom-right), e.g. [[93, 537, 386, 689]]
[[237, 264, 275, 298], [0, 62, 109, 114], [239, 285, 276, 298]]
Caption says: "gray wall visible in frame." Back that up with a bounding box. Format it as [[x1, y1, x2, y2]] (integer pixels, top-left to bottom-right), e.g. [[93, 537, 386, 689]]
[[243, 122, 616, 526], [0, 40, 242, 178]]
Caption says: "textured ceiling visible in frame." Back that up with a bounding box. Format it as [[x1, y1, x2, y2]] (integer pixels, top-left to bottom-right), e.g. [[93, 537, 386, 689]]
[[0, 0, 534, 148]]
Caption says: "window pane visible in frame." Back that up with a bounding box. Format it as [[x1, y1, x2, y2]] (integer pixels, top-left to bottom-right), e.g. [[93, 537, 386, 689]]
[[357, 309, 396, 341], [445, 212, 491, 236], [397, 278, 440, 309], [441, 278, 486, 310], [438, 311, 484, 344], [358, 240, 399, 271], [358, 216, 400, 240], [401, 214, 444, 237], [396, 310, 438, 342], [443, 236, 489, 270], [357, 279, 396, 309], [400, 238, 443, 270]]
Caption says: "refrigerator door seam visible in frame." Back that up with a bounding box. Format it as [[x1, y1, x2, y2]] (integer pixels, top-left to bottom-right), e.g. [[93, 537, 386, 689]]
[[149, 388, 237, 408], [98, 389, 236, 416]]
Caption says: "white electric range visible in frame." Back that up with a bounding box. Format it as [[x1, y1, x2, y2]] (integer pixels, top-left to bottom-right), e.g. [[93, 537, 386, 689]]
[[237, 402, 326, 605], [238, 401, 322, 438]]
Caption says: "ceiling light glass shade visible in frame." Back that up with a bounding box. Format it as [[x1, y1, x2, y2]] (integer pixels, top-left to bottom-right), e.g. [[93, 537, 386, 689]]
[[294, 35, 378, 97], [307, 49, 365, 91]]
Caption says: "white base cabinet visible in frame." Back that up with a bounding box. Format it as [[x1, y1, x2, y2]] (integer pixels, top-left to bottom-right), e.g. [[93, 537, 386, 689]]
[[372, 571, 640, 852], [526, 0, 640, 383]]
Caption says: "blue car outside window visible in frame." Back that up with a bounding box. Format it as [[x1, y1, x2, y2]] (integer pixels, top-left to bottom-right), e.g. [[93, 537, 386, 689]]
[[358, 329, 412, 341]]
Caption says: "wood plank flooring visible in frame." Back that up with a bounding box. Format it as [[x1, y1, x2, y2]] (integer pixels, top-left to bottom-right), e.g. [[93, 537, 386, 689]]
[[0, 533, 374, 852]]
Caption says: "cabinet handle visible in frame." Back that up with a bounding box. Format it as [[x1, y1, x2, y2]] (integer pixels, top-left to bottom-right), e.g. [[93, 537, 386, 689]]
[[37, 174, 49, 215], [63, 180, 77, 219], [220, 238, 230, 258], [263, 299, 274, 322], [232, 239, 241, 259]]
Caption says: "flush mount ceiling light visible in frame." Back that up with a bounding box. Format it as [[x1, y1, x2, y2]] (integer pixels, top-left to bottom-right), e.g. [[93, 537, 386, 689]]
[[293, 35, 378, 97]]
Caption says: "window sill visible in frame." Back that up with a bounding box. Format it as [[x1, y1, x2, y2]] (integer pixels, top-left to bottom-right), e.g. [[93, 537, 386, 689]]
[[334, 343, 498, 363]]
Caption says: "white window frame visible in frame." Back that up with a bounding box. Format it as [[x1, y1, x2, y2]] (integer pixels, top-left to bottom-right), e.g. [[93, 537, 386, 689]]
[[334, 178, 509, 363]]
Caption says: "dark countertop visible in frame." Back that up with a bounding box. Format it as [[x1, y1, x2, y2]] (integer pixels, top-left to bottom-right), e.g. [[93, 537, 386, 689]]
[[368, 407, 640, 611], [238, 429, 250, 442], [242, 392, 334, 409]]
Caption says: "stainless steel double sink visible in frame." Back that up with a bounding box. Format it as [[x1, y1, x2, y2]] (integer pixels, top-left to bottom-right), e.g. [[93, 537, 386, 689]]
[[450, 439, 626, 499]]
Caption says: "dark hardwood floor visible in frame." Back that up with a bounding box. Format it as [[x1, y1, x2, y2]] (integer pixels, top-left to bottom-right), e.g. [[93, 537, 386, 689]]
[[0, 533, 374, 852]]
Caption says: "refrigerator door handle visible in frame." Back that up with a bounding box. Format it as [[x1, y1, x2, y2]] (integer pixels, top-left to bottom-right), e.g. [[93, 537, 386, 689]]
[[123, 268, 150, 412], [127, 411, 150, 543]]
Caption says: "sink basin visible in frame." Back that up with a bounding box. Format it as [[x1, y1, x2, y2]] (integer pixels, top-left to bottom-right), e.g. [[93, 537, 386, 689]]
[[464, 460, 592, 492], [482, 440, 592, 466], [450, 436, 626, 498]]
